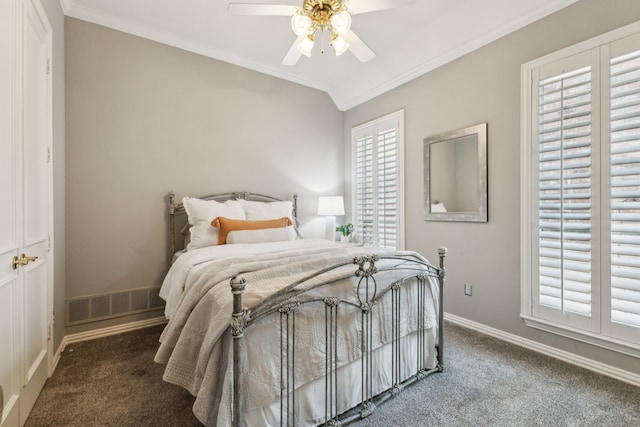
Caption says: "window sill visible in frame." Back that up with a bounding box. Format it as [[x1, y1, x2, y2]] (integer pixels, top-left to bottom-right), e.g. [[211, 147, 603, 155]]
[[521, 315, 640, 359]]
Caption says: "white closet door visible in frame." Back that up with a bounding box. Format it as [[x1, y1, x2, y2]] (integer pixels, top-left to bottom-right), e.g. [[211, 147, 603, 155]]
[[0, 0, 20, 423], [0, 0, 52, 425], [18, 0, 51, 423]]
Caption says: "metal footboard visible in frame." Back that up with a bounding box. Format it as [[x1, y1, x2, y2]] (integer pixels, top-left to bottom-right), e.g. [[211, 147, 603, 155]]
[[230, 247, 447, 427]]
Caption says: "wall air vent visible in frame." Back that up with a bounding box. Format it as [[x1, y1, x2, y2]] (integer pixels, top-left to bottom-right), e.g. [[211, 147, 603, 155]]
[[65, 286, 164, 326]]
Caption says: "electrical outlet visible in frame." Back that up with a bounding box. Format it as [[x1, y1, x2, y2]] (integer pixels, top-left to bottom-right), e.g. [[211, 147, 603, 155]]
[[464, 283, 473, 296]]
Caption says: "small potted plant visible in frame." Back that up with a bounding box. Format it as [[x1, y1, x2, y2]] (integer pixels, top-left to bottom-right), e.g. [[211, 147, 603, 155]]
[[336, 223, 355, 243]]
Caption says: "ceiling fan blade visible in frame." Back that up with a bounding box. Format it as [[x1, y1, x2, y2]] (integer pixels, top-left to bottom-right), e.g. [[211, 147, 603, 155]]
[[347, 0, 416, 15], [227, 3, 296, 16], [343, 30, 375, 62], [282, 34, 305, 66]]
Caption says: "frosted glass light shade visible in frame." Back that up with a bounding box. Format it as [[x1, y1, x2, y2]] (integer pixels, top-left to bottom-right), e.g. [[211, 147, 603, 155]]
[[291, 13, 312, 36], [330, 11, 351, 34], [297, 35, 315, 57], [318, 196, 345, 216], [332, 35, 349, 56]]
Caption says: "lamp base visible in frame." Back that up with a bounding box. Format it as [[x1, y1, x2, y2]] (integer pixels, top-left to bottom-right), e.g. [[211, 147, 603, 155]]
[[324, 215, 336, 241]]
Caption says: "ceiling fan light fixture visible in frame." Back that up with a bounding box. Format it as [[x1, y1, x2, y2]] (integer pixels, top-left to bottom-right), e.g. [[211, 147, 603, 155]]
[[291, 12, 312, 36], [297, 33, 315, 56], [330, 10, 351, 34], [331, 33, 349, 56], [229, 0, 382, 65]]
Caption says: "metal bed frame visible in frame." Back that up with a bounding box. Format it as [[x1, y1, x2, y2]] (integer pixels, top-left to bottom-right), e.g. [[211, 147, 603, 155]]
[[166, 191, 446, 427]]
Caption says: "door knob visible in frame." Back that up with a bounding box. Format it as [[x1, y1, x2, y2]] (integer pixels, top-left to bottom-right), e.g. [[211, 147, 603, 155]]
[[11, 253, 38, 269]]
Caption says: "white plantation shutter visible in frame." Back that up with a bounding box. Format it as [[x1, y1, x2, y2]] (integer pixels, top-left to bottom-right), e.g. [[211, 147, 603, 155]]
[[524, 28, 640, 350], [352, 111, 404, 249], [609, 47, 640, 330], [355, 134, 374, 245], [537, 65, 594, 319], [376, 127, 398, 248]]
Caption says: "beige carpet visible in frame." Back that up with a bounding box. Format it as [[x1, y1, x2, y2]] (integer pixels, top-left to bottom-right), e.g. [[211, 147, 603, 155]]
[[26, 322, 640, 426]]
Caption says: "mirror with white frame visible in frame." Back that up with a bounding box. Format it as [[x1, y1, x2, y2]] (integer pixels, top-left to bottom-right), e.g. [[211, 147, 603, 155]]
[[423, 123, 488, 222]]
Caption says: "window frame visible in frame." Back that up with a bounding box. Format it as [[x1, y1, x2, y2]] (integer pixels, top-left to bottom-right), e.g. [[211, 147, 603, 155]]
[[351, 110, 405, 250], [520, 21, 640, 358]]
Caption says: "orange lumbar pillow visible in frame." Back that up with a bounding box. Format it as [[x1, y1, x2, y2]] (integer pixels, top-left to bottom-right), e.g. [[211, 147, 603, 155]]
[[211, 216, 293, 245]]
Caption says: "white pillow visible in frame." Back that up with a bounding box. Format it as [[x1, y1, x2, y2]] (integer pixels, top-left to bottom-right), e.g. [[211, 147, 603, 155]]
[[241, 200, 294, 222], [226, 226, 297, 244], [182, 197, 245, 250]]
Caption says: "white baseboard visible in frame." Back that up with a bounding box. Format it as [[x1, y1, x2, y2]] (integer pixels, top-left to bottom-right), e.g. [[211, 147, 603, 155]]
[[60, 316, 167, 350], [444, 312, 640, 388], [51, 339, 65, 373]]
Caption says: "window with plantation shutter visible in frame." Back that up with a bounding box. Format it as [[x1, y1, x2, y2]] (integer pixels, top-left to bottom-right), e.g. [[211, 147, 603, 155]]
[[522, 25, 640, 354], [610, 47, 640, 333], [536, 63, 595, 327], [352, 111, 404, 249], [354, 133, 374, 245]]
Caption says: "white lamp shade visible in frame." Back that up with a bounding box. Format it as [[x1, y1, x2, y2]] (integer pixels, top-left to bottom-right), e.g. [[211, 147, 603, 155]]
[[330, 11, 351, 34], [318, 196, 345, 216], [297, 35, 315, 57], [331, 35, 349, 56]]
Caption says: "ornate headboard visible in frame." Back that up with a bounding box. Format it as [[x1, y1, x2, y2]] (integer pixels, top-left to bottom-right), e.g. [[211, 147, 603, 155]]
[[167, 191, 298, 261]]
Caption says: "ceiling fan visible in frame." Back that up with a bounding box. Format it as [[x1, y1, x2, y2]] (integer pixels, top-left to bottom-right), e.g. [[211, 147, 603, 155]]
[[227, 0, 416, 66]]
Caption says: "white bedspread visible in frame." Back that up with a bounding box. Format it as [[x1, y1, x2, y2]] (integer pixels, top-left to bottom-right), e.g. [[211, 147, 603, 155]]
[[155, 240, 438, 426], [160, 239, 341, 318]]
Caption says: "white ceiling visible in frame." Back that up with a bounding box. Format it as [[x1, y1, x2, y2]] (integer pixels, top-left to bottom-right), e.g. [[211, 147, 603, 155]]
[[60, 0, 579, 111]]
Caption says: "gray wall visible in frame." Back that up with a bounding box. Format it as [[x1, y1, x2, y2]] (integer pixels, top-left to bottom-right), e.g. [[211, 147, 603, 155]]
[[64, 18, 344, 333], [344, 0, 640, 375], [40, 0, 65, 352]]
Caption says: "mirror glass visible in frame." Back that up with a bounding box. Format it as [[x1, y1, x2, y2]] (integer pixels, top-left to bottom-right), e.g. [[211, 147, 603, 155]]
[[423, 123, 487, 222]]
